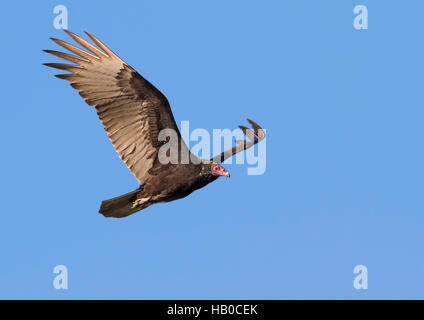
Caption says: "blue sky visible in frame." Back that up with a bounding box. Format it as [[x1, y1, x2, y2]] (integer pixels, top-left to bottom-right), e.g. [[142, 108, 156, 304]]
[[1, 1, 424, 299]]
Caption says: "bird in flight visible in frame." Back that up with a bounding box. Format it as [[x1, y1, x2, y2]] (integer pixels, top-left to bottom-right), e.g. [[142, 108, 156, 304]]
[[44, 30, 265, 218]]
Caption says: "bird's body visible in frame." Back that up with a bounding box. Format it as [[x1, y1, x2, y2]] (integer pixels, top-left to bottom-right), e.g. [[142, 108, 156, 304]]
[[44, 30, 265, 218], [99, 162, 217, 217], [137, 162, 216, 206]]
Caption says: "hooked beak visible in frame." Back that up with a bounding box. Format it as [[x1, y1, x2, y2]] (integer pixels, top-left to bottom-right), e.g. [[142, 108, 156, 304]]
[[224, 171, 230, 178]]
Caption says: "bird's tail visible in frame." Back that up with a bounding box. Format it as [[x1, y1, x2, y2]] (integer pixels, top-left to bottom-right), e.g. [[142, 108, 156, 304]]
[[99, 188, 151, 218]]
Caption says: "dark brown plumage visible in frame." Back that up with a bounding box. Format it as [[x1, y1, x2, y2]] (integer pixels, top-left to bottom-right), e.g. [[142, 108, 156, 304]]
[[44, 30, 265, 218]]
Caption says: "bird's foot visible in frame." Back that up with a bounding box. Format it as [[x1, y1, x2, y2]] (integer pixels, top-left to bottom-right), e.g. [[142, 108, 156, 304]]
[[132, 197, 150, 208]]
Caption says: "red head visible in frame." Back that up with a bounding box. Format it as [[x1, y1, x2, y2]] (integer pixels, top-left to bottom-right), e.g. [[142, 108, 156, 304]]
[[211, 163, 230, 178]]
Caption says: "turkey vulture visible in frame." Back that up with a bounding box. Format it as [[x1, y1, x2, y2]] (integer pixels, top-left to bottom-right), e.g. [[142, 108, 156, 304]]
[[44, 30, 265, 218]]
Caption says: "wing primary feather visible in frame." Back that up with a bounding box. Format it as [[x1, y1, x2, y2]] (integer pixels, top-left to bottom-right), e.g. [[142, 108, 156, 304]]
[[246, 118, 265, 139], [54, 74, 75, 81], [43, 49, 88, 64], [63, 30, 108, 58], [50, 38, 99, 60], [239, 125, 256, 140], [84, 31, 122, 61], [43, 63, 82, 71]]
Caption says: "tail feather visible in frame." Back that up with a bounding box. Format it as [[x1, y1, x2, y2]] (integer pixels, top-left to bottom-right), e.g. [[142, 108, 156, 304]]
[[99, 188, 150, 218]]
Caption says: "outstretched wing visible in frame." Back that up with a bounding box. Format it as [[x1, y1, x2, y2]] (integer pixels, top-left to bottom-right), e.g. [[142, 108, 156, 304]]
[[44, 30, 188, 184], [211, 119, 266, 164]]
